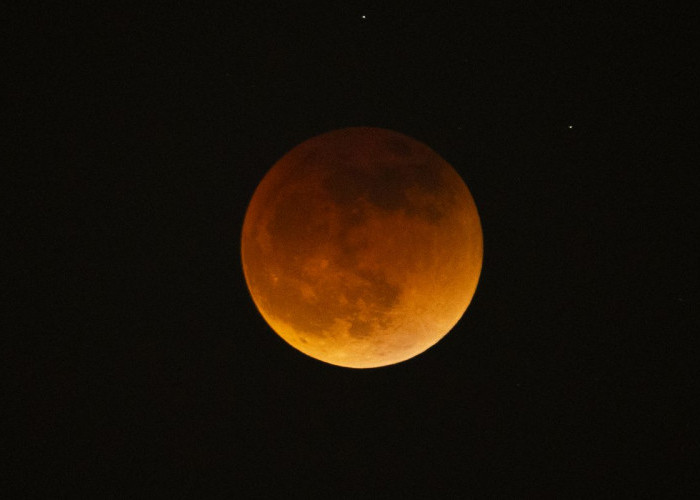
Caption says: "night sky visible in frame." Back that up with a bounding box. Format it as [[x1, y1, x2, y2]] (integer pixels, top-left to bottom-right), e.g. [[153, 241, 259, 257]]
[[6, 3, 696, 496]]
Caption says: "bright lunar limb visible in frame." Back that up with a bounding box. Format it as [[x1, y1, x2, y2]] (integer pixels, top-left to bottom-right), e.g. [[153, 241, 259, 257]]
[[241, 127, 483, 368]]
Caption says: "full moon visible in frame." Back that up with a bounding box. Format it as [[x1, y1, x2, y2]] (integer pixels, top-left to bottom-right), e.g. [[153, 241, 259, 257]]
[[241, 127, 483, 368]]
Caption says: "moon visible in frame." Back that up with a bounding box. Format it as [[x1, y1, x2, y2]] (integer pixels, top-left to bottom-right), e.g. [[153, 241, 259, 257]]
[[241, 127, 483, 368]]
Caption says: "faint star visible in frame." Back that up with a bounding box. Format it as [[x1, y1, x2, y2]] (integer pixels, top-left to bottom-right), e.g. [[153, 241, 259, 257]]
[[568, 125, 573, 129]]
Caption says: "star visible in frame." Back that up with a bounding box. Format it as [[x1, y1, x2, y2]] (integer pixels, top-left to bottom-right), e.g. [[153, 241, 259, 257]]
[[568, 125, 573, 129], [361, 15, 366, 19]]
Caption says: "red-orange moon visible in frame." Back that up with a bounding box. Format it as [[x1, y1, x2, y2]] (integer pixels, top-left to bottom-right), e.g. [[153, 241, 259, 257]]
[[241, 127, 483, 368]]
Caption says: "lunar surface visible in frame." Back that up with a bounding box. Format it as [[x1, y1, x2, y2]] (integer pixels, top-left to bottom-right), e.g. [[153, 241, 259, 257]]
[[241, 127, 483, 368]]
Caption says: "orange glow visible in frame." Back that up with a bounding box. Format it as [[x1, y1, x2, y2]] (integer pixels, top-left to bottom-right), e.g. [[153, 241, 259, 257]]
[[241, 127, 483, 368]]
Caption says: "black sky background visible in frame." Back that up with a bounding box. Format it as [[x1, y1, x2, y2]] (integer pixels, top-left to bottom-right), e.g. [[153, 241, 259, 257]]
[[5, 2, 696, 496]]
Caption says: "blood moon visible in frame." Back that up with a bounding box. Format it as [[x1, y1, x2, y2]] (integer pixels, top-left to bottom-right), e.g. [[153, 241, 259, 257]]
[[241, 127, 482, 368]]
